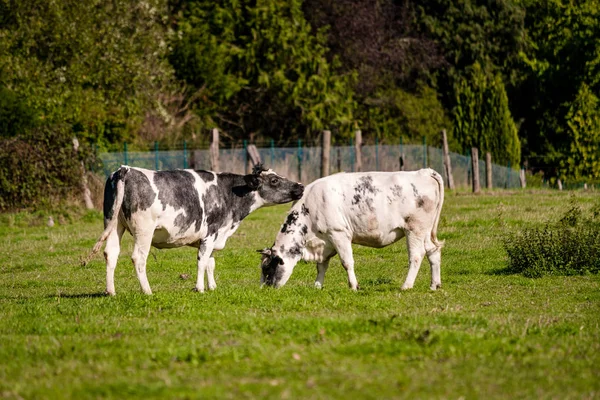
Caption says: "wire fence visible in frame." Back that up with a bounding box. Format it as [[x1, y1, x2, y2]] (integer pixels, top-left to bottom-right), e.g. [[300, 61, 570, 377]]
[[97, 143, 523, 189]]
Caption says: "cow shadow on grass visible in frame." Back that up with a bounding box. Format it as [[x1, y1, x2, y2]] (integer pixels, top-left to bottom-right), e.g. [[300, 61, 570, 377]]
[[47, 292, 108, 299]]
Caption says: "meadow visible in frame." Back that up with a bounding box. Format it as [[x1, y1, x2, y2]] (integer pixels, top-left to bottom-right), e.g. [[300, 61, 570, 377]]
[[1, 189, 599, 399]]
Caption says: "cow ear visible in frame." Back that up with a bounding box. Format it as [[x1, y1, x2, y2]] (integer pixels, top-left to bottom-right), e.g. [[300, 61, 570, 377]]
[[276, 256, 284, 265], [256, 248, 272, 256], [244, 174, 260, 190]]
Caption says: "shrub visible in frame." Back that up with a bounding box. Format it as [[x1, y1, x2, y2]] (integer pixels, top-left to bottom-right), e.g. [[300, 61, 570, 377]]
[[503, 205, 600, 277], [0, 125, 84, 211]]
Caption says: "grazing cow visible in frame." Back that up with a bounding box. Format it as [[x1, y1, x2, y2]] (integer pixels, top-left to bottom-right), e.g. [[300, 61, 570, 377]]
[[86, 164, 304, 295], [259, 169, 444, 291]]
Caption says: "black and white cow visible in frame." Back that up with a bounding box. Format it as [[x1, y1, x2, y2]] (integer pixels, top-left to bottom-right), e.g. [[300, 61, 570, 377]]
[[87, 164, 304, 295], [259, 169, 444, 291]]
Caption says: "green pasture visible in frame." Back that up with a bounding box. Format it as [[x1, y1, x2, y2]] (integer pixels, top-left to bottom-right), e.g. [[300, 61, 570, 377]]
[[1, 190, 599, 399]]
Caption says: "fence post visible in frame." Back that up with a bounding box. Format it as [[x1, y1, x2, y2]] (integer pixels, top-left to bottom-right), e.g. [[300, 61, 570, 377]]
[[350, 137, 355, 172], [183, 140, 188, 169], [375, 136, 379, 171], [486, 152, 492, 189], [270, 139, 275, 167], [244, 140, 248, 174], [154, 141, 159, 170], [471, 147, 480, 193], [422, 136, 427, 168], [519, 166, 526, 188], [124, 142, 128, 165], [441, 130, 454, 189], [297, 139, 303, 182], [354, 130, 362, 172], [337, 148, 341, 172], [506, 161, 511, 188], [321, 130, 331, 177], [210, 128, 219, 172], [399, 136, 405, 171], [73, 137, 94, 209]]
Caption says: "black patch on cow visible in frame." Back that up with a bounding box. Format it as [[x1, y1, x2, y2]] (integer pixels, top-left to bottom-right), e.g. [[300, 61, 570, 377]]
[[198, 238, 207, 256], [354, 176, 381, 196], [301, 224, 308, 235], [286, 241, 303, 258], [102, 167, 128, 226], [121, 169, 156, 220], [262, 254, 284, 286], [352, 176, 381, 211], [391, 184, 403, 198], [411, 183, 425, 208], [280, 210, 299, 233], [196, 170, 215, 182], [202, 173, 256, 236], [154, 170, 203, 234], [301, 204, 310, 216]]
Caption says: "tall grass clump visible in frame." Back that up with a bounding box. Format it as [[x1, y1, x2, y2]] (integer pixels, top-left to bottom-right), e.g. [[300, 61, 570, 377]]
[[503, 204, 600, 277]]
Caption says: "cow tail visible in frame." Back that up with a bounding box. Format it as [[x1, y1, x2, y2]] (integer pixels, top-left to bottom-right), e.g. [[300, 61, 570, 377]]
[[430, 170, 445, 249], [81, 167, 128, 266]]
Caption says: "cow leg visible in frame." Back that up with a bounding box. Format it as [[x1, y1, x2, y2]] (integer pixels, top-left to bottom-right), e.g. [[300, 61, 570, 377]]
[[426, 241, 442, 290], [104, 224, 125, 296], [195, 240, 214, 293], [402, 232, 426, 290], [206, 257, 217, 291], [329, 233, 358, 290], [315, 251, 336, 289], [131, 234, 153, 295]]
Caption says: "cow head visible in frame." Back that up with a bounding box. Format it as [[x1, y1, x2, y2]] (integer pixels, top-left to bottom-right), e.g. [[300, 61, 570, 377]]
[[244, 164, 304, 205], [257, 247, 296, 288]]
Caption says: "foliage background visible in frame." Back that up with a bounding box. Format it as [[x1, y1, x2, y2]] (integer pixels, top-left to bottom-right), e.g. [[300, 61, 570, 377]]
[[1, 0, 600, 209]]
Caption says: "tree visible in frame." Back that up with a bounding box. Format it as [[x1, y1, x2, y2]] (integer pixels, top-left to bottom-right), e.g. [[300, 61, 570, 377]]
[[170, 0, 356, 144], [453, 63, 520, 166], [562, 84, 600, 180], [514, 0, 600, 175]]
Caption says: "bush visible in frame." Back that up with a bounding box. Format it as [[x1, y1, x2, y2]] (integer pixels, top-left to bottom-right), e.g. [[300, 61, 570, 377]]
[[0, 125, 84, 211], [503, 205, 600, 277]]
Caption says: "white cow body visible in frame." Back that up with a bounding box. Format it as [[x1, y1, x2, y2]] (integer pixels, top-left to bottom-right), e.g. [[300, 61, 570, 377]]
[[260, 169, 445, 290]]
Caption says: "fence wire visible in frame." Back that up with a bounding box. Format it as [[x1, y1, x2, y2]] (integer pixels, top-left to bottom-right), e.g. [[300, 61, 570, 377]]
[[98, 144, 522, 189]]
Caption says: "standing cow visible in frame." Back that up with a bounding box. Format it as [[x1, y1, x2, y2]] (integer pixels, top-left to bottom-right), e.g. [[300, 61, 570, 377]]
[[259, 169, 444, 291], [86, 164, 303, 295]]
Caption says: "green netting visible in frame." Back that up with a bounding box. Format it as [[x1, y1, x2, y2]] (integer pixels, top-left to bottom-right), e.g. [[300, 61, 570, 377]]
[[98, 145, 522, 188]]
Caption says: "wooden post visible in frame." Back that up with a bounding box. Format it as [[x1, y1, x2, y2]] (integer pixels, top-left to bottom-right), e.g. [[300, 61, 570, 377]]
[[441, 129, 454, 190], [471, 147, 480, 194], [557, 179, 563, 191], [519, 168, 526, 188], [73, 137, 94, 210], [485, 152, 492, 189], [336, 148, 341, 172], [354, 129, 362, 172], [210, 128, 219, 172], [321, 130, 331, 177], [246, 144, 261, 171]]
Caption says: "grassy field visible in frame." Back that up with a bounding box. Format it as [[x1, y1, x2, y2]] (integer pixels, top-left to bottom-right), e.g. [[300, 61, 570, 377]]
[[1, 189, 599, 399]]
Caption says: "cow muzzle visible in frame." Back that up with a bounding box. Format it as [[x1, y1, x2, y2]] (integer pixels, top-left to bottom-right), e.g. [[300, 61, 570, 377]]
[[291, 184, 304, 200]]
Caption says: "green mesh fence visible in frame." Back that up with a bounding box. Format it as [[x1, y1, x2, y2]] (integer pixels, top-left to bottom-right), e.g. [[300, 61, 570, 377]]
[[98, 144, 522, 188]]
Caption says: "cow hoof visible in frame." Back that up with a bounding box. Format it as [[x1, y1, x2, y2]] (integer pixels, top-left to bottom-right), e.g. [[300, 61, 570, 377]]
[[208, 285, 217, 291], [105, 290, 116, 296], [192, 287, 205, 293], [401, 285, 412, 291], [430, 283, 442, 291], [314, 282, 322, 289]]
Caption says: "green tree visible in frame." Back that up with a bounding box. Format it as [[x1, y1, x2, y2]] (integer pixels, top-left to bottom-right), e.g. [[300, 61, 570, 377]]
[[562, 84, 600, 180], [169, 0, 356, 143], [453, 63, 520, 166], [515, 0, 600, 175]]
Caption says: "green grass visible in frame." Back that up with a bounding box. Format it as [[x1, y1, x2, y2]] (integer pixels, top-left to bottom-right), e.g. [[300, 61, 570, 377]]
[[1, 190, 599, 399]]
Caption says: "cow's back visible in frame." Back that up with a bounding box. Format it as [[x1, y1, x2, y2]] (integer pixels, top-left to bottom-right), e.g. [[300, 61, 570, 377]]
[[303, 170, 442, 247]]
